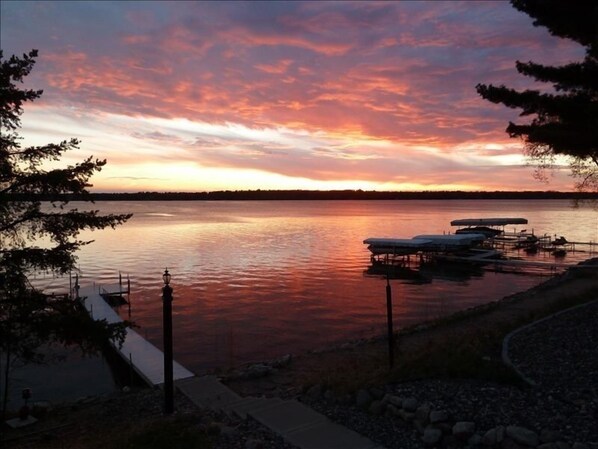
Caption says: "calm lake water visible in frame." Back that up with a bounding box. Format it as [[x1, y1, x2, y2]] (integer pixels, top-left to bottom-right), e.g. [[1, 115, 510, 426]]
[[16, 199, 597, 404]]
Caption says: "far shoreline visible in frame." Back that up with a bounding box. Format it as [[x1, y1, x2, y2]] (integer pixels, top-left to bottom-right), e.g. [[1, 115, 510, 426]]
[[11, 189, 598, 202]]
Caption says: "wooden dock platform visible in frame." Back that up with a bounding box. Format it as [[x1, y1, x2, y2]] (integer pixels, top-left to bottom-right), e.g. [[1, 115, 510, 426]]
[[79, 285, 194, 386]]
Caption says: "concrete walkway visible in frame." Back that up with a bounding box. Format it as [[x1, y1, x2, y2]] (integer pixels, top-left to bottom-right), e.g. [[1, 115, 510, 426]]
[[176, 376, 385, 449]]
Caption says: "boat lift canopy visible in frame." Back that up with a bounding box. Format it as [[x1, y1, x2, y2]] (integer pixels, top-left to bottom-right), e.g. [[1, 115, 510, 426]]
[[450, 218, 528, 227]]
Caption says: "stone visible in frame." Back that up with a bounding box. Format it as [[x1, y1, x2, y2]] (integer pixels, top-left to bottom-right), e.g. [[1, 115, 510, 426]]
[[306, 384, 323, 400], [483, 426, 506, 446], [245, 438, 264, 449], [572, 444, 589, 449], [413, 419, 427, 435], [453, 421, 476, 440], [386, 394, 404, 408], [369, 387, 385, 399], [369, 400, 385, 415], [386, 404, 399, 417], [423, 427, 443, 446], [324, 389, 336, 402], [506, 426, 539, 447], [540, 430, 562, 444], [415, 403, 432, 423], [430, 409, 449, 424], [271, 354, 292, 368], [206, 422, 222, 436], [244, 364, 272, 379], [398, 409, 416, 422], [538, 444, 558, 449], [403, 397, 419, 412], [469, 433, 483, 447], [219, 424, 238, 437], [356, 389, 373, 408], [338, 394, 352, 405], [555, 443, 571, 449], [501, 438, 524, 449], [436, 422, 453, 435]]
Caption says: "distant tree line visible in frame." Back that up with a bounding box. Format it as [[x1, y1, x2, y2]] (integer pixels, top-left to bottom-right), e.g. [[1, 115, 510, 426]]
[[5, 189, 598, 202]]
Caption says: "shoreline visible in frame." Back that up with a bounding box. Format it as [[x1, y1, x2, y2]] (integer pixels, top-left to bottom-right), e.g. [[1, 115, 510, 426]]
[[3, 260, 597, 448], [223, 259, 598, 397]]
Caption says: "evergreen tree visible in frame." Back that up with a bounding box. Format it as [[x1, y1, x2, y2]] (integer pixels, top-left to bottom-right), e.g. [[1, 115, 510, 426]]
[[476, 0, 598, 190], [0, 50, 131, 415]]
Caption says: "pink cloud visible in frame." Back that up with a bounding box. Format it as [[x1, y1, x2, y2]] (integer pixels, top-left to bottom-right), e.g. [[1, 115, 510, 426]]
[[2, 1, 586, 191]]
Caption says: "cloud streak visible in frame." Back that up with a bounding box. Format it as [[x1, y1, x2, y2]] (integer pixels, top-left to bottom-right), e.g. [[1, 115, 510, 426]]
[[0, 1, 585, 191]]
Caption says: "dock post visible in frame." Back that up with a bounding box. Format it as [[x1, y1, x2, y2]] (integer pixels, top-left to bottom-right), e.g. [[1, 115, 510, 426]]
[[386, 272, 395, 369], [162, 269, 174, 414]]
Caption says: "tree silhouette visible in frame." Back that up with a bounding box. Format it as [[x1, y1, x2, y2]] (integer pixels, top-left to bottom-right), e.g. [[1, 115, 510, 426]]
[[476, 0, 598, 190], [1, 50, 131, 415]]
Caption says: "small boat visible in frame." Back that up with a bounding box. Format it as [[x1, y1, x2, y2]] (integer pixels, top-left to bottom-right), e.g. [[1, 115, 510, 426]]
[[451, 218, 528, 238], [363, 233, 486, 256]]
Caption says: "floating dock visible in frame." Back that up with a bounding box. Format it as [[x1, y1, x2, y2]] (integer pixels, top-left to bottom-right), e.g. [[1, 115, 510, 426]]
[[79, 284, 194, 386]]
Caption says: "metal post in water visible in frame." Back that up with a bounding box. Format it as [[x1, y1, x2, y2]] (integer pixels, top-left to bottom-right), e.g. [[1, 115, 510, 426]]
[[74, 274, 80, 300], [386, 272, 395, 369], [162, 269, 174, 414]]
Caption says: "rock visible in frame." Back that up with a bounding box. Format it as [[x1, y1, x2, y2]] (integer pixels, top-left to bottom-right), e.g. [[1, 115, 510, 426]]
[[403, 397, 419, 412], [219, 424, 238, 437], [538, 444, 558, 449], [369, 386, 385, 399], [338, 394, 352, 405], [369, 400, 385, 415], [306, 384, 323, 400], [555, 443, 571, 449], [324, 389, 335, 402], [453, 421, 476, 440], [355, 389, 373, 408], [572, 444, 589, 449], [483, 426, 506, 446], [415, 403, 432, 423], [206, 421, 222, 436], [506, 426, 539, 447], [423, 427, 443, 446], [501, 438, 524, 449], [386, 404, 399, 417], [385, 394, 403, 408], [430, 409, 449, 424], [31, 401, 52, 416], [271, 354, 292, 368], [244, 364, 272, 379], [540, 430, 562, 444], [398, 409, 416, 422], [469, 433, 483, 447], [413, 419, 427, 435], [245, 438, 264, 449]]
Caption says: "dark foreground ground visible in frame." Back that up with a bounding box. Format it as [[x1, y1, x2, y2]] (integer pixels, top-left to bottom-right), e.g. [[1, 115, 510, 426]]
[[3, 261, 598, 449]]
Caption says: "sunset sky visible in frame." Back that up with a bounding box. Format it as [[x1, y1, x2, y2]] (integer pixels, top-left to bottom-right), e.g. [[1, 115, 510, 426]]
[[1, 1, 586, 192]]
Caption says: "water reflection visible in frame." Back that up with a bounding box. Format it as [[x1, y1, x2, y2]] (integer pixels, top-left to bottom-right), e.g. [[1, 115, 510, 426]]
[[38, 200, 598, 375]]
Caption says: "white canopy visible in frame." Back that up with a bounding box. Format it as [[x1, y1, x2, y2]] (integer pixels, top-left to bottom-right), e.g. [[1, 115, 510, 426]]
[[450, 218, 528, 227]]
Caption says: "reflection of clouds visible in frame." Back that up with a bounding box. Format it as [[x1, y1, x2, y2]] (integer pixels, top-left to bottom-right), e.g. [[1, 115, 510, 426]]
[[1, 1, 585, 191]]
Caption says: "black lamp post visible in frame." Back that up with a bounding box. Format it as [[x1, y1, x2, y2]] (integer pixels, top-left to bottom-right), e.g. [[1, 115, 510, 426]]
[[162, 268, 174, 414], [386, 272, 395, 369]]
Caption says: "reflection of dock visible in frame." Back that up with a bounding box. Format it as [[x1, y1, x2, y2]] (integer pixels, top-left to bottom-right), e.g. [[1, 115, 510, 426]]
[[79, 284, 194, 386]]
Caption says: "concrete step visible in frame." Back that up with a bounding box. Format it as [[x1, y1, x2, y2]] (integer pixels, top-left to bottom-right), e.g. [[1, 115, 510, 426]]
[[286, 419, 382, 449], [248, 399, 382, 449], [175, 376, 241, 412], [228, 396, 285, 419], [176, 376, 387, 449]]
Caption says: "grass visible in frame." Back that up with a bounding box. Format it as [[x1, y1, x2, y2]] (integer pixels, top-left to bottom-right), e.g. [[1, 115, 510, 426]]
[[300, 269, 598, 395], [102, 414, 212, 449]]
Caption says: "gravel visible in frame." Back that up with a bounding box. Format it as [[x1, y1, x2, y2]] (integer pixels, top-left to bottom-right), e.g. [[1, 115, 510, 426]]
[[300, 300, 598, 449]]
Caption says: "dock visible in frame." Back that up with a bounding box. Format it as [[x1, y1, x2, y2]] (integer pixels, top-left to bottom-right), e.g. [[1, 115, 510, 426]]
[[78, 284, 194, 386], [78, 281, 385, 448]]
